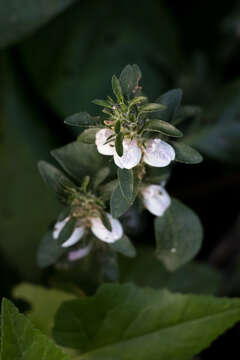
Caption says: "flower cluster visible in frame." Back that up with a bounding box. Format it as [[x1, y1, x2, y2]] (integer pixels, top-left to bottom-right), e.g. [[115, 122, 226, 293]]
[[96, 129, 175, 169]]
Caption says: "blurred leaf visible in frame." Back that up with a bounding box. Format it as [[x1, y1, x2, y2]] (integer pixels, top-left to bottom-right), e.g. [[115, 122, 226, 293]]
[[154, 89, 183, 122], [143, 119, 183, 137], [38, 161, 75, 202], [37, 231, 66, 268], [171, 141, 203, 164], [189, 80, 240, 164], [0, 55, 58, 281], [119, 64, 142, 98], [93, 167, 110, 190], [13, 283, 77, 337], [64, 112, 98, 127], [51, 141, 106, 186], [120, 246, 222, 294], [110, 235, 136, 258], [78, 128, 100, 144], [140, 103, 166, 113], [53, 283, 240, 359], [118, 168, 134, 201], [19, 0, 183, 116], [154, 198, 203, 271], [0, 0, 76, 48], [1, 299, 70, 360]]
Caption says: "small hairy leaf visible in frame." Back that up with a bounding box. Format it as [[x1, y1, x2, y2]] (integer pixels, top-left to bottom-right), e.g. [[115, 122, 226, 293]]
[[171, 141, 203, 164], [144, 119, 183, 137], [53, 283, 240, 360], [154, 198, 203, 271], [140, 103, 166, 113], [92, 99, 112, 109], [0, 298, 70, 360], [112, 75, 124, 103]]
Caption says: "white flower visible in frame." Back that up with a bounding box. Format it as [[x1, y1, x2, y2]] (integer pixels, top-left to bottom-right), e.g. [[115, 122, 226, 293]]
[[53, 217, 85, 247], [53, 212, 123, 249], [113, 138, 142, 169], [68, 243, 92, 261], [141, 184, 171, 216], [90, 213, 123, 243], [143, 139, 175, 167], [95, 128, 115, 155]]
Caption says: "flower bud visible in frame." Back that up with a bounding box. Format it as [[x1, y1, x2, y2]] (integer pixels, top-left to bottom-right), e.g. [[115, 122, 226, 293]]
[[141, 184, 171, 216]]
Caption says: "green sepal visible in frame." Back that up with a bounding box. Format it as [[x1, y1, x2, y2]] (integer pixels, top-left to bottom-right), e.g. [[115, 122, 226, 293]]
[[115, 132, 124, 157], [57, 217, 77, 245], [99, 210, 112, 232]]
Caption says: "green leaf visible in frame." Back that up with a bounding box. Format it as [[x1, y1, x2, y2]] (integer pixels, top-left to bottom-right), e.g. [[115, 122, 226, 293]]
[[0, 0, 75, 49], [154, 198, 203, 271], [111, 170, 139, 218], [110, 235, 136, 258], [13, 283, 77, 337], [128, 96, 148, 108], [171, 141, 203, 164], [143, 119, 183, 137], [93, 167, 110, 190], [115, 133, 124, 157], [112, 75, 124, 103], [119, 64, 142, 97], [118, 168, 134, 201], [1, 298, 70, 360], [53, 283, 240, 359], [120, 246, 222, 295], [58, 217, 77, 245], [78, 128, 100, 144], [38, 161, 75, 201], [51, 141, 106, 186], [154, 89, 183, 122], [64, 112, 98, 127], [140, 103, 166, 113], [37, 231, 66, 268]]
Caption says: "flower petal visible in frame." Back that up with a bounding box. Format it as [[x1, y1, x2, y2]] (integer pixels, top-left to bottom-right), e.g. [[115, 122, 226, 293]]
[[113, 138, 142, 169], [90, 213, 123, 243], [68, 243, 92, 261], [141, 184, 171, 216], [95, 128, 115, 155], [52, 216, 70, 239], [61, 226, 85, 248], [143, 139, 175, 167]]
